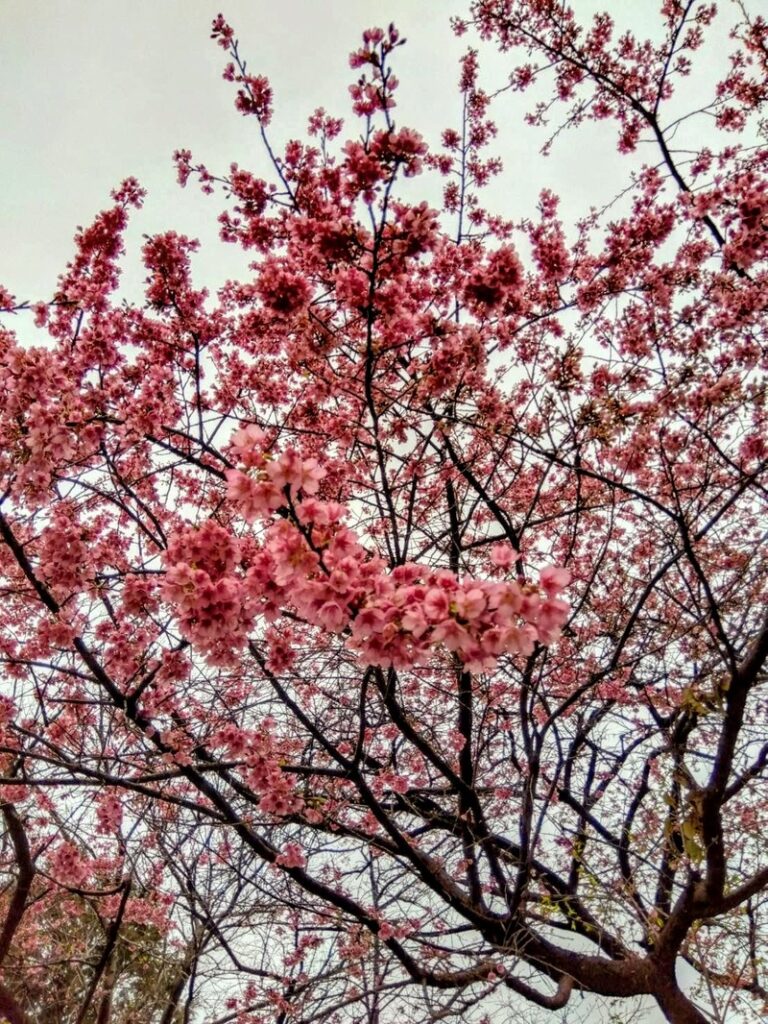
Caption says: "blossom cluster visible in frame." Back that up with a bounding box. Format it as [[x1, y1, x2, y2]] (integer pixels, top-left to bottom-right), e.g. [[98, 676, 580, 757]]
[[463, 244, 526, 315], [225, 425, 325, 520], [162, 430, 570, 671], [47, 841, 92, 888], [216, 718, 301, 816], [161, 519, 253, 659]]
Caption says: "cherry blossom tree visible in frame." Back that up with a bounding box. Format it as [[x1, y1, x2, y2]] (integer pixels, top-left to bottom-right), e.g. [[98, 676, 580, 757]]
[[0, 798, 203, 1023], [1, 2, 767, 1022]]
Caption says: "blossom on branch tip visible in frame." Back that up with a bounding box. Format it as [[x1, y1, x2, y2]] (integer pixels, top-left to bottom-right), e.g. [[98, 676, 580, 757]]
[[276, 843, 307, 869]]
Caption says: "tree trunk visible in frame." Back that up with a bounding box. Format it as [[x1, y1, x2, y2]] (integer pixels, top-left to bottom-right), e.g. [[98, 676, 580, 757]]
[[654, 976, 709, 1024], [0, 981, 30, 1024]]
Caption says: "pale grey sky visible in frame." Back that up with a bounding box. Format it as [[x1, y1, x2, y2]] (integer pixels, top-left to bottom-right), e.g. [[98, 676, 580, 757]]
[[1, 0, 636, 306], [2, 1, 462, 302]]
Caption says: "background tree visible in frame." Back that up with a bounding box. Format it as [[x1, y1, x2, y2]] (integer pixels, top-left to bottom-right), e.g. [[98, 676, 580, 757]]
[[1, 2, 767, 1022], [0, 798, 196, 1024]]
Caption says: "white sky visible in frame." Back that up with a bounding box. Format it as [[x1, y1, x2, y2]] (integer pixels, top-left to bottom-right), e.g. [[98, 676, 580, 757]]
[[1, 0, 640, 308], [1, 1, 741, 1021]]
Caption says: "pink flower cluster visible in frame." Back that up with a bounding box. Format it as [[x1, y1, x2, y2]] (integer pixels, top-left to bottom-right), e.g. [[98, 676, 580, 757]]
[[161, 519, 253, 658], [216, 718, 302, 817], [723, 173, 768, 270], [463, 244, 526, 315], [225, 427, 325, 521], [37, 506, 91, 595], [234, 74, 273, 123], [142, 232, 203, 314], [48, 841, 91, 888], [95, 791, 124, 834], [163, 431, 571, 671], [275, 842, 306, 869], [343, 560, 570, 673], [256, 257, 313, 316]]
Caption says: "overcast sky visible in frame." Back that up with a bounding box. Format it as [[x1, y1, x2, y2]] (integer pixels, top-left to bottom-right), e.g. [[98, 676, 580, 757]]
[[0, 0, 645, 308], [1, 2, 741, 1021]]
